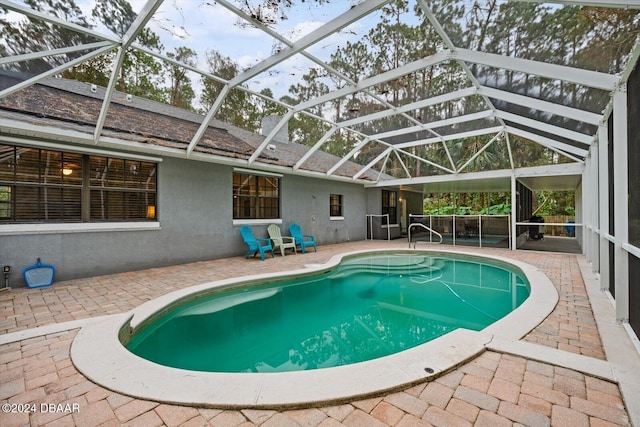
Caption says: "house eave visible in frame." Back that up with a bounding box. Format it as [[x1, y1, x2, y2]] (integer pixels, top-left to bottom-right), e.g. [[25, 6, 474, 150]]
[[0, 117, 378, 186]]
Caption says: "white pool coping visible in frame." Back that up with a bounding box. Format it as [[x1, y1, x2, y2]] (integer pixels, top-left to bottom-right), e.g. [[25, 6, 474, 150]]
[[70, 249, 559, 409]]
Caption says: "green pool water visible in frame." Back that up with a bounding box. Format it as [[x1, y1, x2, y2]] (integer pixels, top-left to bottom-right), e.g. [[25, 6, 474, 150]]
[[125, 253, 530, 373]]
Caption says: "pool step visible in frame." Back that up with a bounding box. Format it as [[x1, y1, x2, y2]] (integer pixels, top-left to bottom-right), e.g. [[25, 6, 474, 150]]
[[330, 257, 445, 280]]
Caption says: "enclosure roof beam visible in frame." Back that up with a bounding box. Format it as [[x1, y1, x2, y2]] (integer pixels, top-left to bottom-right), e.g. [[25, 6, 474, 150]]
[[0, 0, 120, 43], [504, 126, 588, 159], [391, 145, 457, 177], [228, 0, 390, 88], [294, 50, 451, 113], [456, 48, 619, 91], [393, 147, 456, 174], [326, 138, 373, 177], [215, 0, 419, 138], [367, 110, 494, 141], [294, 126, 339, 171], [121, 0, 165, 49], [495, 111, 594, 146], [187, 85, 231, 155], [417, 0, 508, 134], [0, 0, 117, 101], [393, 127, 504, 150], [514, 162, 585, 179], [353, 147, 393, 180], [365, 162, 584, 189], [248, 111, 295, 164], [458, 132, 504, 173], [0, 46, 117, 100], [393, 150, 412, 179], [0, 41, 114, 66], [478, 86, 603, 126], [188, 0, 388, 156], [514, 0, 640, 9], [366, 168, 514, 189], [337, 86, 476, 128]]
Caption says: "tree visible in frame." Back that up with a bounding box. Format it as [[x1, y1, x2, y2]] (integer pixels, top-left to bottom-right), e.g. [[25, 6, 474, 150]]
[[201, 50, 239, 110], [165, 47, 197, 109], [92, 0, 165, 100], [367, 0, 414, 104], [201, 50, 260, 131], [283, 68, 331, 146], [328, 41, 372, 121], [576, 7, 640, 74], [0, 0, 96, 72], [248, 88, 288, 132], [92, 0, 136, 38]]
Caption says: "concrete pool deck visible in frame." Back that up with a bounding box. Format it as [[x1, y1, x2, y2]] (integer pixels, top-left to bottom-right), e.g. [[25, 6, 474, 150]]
[[1, 240, 639, 426]]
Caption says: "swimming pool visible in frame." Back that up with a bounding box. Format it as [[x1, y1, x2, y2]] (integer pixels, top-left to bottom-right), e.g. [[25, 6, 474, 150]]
[[71, 249, 558, 408], [125, 253, 530, 373]]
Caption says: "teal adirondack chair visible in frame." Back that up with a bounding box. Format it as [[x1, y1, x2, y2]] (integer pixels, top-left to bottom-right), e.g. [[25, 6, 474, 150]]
[[289, 223, 317, 253], [240, 226, 274, 261]]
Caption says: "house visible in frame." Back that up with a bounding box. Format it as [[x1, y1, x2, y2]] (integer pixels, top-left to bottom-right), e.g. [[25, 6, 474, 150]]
[[0, 74, 421, 286]]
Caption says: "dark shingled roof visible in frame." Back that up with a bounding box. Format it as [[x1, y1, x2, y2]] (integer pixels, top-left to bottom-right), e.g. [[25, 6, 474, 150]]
[[0, 73, 382, 181], [0, 73, 270, 161]]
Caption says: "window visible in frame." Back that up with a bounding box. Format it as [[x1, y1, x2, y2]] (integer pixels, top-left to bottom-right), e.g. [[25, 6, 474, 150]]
[[0, 144, 157, 223], [233, 172, 280, 219], [330, 194, 343, 217], [382, 189, 397, 224], [89, 156, 157, 221]]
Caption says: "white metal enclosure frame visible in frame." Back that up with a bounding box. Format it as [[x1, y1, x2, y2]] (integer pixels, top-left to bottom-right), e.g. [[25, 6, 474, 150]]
[[0, 0, 638, 184]]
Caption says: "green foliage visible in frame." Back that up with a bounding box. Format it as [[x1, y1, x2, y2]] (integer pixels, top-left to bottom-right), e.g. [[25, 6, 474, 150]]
[[423, 189, 574, 217], [425, 201, 511, 215], [425, 205, 455, 215], [423, 192, 513, 215], [478, 203, 511, 215], [534, 191, 575, 216]]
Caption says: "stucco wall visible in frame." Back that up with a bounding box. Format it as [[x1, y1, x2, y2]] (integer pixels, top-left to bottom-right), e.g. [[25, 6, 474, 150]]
[[1, 156, 371, 288], [276, 174, 367, 245]]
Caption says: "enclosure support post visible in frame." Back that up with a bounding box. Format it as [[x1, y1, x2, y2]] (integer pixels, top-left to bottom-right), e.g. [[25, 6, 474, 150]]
[[581, 156, 590, 260], [598, 125, 609, 292], [613, 88, 629, 323], [511, 173, 517, 251], [590, 142, 600, 273]]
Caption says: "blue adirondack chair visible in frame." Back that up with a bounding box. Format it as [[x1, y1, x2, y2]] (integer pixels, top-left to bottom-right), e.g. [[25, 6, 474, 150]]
[[240, 226, 274, 261], [289, 223, 317, 253]]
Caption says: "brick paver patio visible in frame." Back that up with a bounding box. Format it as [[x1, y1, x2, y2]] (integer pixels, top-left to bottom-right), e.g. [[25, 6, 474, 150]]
[[0, 241, 633, 426]]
